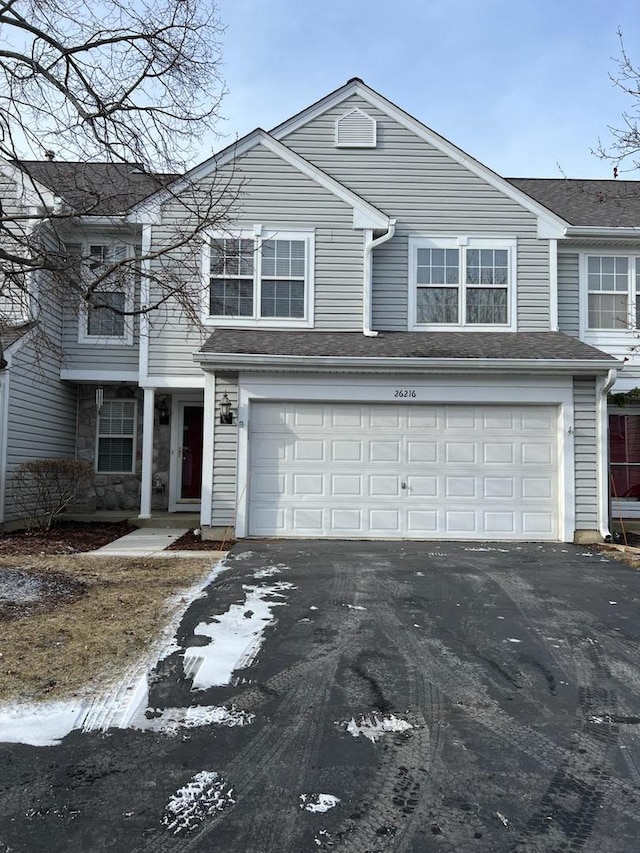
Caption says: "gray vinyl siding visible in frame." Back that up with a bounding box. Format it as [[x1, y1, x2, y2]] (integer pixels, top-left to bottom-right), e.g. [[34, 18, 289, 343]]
[[147, 146, 364, 376], [281, 94, 550, 332], [4, 284, 77, 522], [558, 253, 580, 337], [212, 375, 238, 527], [573, 376, 598, 531]]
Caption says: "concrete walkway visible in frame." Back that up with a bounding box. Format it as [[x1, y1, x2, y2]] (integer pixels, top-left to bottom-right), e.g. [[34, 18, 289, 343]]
[[88, 527, 190, 557]]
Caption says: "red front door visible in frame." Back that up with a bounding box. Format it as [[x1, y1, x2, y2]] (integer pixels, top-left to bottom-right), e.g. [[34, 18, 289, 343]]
[[181, 405, 204, 500]]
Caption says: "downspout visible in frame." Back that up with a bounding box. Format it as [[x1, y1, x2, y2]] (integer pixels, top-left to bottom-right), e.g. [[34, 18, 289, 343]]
[[597, 368, 617, 541], [363, 219, 396, 337]]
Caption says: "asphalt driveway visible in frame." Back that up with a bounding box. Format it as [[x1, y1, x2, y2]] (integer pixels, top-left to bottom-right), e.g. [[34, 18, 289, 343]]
[[1, 540, 640, 852]]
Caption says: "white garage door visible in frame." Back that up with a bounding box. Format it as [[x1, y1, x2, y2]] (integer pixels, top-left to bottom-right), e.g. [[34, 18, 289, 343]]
[[248, 403, 559, 540]]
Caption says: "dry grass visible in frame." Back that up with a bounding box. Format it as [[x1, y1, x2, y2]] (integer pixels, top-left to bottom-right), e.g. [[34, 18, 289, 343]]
[[0, 553, 221, 704]]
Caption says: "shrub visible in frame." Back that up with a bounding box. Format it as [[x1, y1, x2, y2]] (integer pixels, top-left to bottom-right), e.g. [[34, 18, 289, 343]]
[[12, 459, 93, 530]]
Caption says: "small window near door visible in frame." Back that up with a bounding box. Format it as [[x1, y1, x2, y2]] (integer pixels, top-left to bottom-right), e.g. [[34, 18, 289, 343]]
[[97, 400, 136, 473]]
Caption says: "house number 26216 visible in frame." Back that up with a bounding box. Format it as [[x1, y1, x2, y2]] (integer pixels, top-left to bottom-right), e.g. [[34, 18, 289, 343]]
[[394, 389, 417, 398]]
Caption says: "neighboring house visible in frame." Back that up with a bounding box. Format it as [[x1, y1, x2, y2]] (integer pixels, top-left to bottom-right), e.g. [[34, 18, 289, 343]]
[[4, 78, 640, 542]]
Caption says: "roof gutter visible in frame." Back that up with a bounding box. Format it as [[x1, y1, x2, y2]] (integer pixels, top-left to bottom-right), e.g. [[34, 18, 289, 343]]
[[564, 226, 640, 238], [363, 219, 396, 337], [194, 352, 619, 374]]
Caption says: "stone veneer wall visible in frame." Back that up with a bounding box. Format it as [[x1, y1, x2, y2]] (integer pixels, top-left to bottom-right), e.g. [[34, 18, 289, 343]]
[[75, 385, 171, 512]]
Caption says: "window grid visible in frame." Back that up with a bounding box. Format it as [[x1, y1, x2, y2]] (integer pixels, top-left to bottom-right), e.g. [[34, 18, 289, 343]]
[[87, 291, 126, 337], [414, 243, 510, 326], [209, 234, 308, 320], [586, 255, 635, 330], [97, 400, 136, 473]]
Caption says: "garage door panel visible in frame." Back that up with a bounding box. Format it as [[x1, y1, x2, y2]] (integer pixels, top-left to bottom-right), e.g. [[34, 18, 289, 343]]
[[445, 443, 476, 463], [370, 475, 400, 497], [370, 441, 401, 463], [293, 439, 324, 461], [484, 443, 514, 464], [369, 509, 401, 532], [292, 473, 323, 496], [248, 402, 558, 540], [407, 441, 437, 463], [484, 477, 515, 498], [332, 440, 362, 462], [331, 474, 363, 496], [292, 507, 324, 532]]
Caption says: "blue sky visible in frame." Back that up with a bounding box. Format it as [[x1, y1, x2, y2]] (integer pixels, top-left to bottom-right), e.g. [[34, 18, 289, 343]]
[[212, 0, 640, 179]]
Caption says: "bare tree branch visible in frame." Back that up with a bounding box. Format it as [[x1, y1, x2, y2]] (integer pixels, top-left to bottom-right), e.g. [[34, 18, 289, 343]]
[[0, 0, 239, 360]]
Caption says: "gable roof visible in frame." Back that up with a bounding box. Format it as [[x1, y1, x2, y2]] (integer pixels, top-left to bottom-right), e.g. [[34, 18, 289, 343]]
[[20, 161, 175, 215], [134, 128, 390, 229], [270, 79, 569, 236], [508, 178, 640, 228]]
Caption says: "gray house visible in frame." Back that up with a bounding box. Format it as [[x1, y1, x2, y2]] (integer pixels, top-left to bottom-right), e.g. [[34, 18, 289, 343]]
[[3, 78, 640, 542]]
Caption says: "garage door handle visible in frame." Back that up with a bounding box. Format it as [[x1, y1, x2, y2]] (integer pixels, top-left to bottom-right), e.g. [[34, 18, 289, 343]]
[[401, 481, 407, 489]]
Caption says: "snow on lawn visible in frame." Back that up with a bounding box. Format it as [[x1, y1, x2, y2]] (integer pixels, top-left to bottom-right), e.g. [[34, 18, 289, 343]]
[[299, 793, 341, 813], [342, 713, 414, 743], [183, 581, 295, 690], [0, 701, 87, 746], [162, 771, 234, 834], [0, 557, 233, 746]]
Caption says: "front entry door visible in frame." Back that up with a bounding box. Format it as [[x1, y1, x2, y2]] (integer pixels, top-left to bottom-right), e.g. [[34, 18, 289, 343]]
[[170, 399, 204, 511], [180, 405, 204, 499]]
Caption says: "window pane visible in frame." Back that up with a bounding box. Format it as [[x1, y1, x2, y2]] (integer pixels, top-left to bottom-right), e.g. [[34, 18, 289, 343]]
[[97, 437, 133, 472], [416, 248, 459, 286], [610, 416, 640, 497], [466, 248, 509, 287], [210, 238, 254, 278], [260, 280, 305, 318], [97, 401, 135, 473], [466, 288, 507, 324], [416, 287, 458, 323], [588, 293, 628, 328], [587, 256, 629, 294], [262, 240, 306, 280], [87, 291, 126, 337], [210, 279, 253, 316]]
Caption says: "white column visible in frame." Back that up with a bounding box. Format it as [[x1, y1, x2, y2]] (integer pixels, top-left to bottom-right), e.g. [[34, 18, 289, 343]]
[[139, 386, 155, 519], [200, 372, 216, 528]]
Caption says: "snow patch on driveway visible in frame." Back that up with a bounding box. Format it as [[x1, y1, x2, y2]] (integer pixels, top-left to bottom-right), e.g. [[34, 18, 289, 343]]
[[137, 705, 254, 735], [183, 581, 295, 690], [162, 771, 234, 834], [300, 793, 340, 813], [342, 713, 414, 742]]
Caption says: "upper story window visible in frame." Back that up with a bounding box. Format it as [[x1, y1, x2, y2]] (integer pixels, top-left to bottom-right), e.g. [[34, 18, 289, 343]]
[[584, 254, 639, 330], [206, 229, 314, 327], [78, 242, 135, 345], [409, 237, 516, 331]]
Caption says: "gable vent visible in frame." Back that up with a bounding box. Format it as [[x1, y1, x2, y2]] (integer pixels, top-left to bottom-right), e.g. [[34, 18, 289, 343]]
[[335, 108, 377, 148]]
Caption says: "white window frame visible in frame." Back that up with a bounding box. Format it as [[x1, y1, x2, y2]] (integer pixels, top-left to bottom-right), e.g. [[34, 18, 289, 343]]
[[203, 226, 315, 328], [408, 236, 517, 332], [78, 241, 135, 345], [95, 399, 137, 474], [580, 252, 640, 340]]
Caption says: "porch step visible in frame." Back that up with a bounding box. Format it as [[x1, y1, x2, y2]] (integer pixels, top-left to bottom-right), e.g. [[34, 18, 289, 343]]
[[63, 511, 200, 529]]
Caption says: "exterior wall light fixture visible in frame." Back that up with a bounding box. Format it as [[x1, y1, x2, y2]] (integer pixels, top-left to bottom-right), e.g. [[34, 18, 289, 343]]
[[219, 392, 233, 425]]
